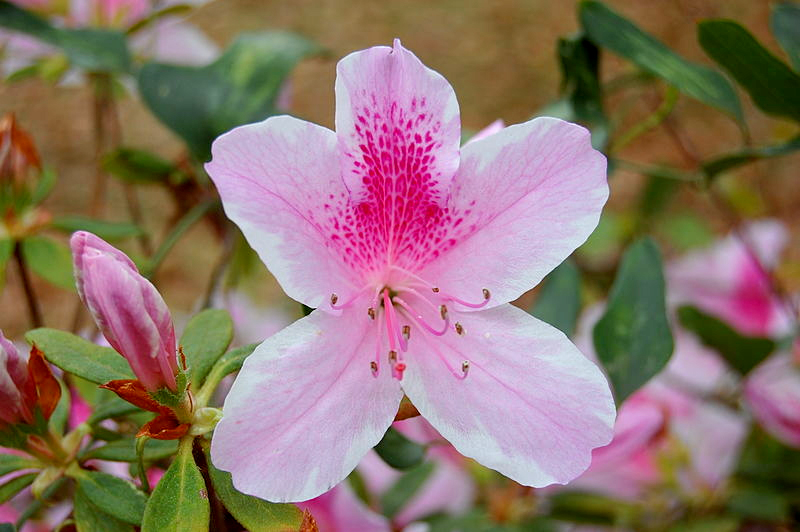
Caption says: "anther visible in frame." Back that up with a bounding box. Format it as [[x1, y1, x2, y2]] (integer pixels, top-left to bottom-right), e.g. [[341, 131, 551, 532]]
[[455, 322, 464, 335], [330, 293, 339, 305], [461, 360, 470, 376], [432, 287, 440, 293], [402, 325, 411, 340], [388, 350, 398, 363], [440, 305, 448, 320], [482, 288, 490, 300], [370, 360, 378, 375], [368, 307, 376, 320]]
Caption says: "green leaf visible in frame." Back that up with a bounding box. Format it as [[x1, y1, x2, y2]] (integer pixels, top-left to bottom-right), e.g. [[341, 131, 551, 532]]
[[49, 380, 71, 434], [20, 236, 74, 290], [676, 305, 775, 375], [205, 445, 304, 531], [772, 2, 800, 70], [84, 438, 178, 462], [73, 488, 134, 532], [0, 238, 12, 289], [593, 238, 673, 403], [0, 473, 36, 504], [51, 216, 143, 241], [0, 2, 130, 73], [727, 487, 789, 521], [374, 427, 426, 470], [207, 342, 258, 379], [530, 259, 581, 337], [579, 0, 742, 120], [30, 167, 56, 205], [549, 491, 634, 525], [25, 328, 134, 384], [702, 135, 800, 180], [0, 454, 39, 476], [699, 19, 800, 122], [75, 470, 146, 525], [142, 438, 209, 532], [102, 148, 181, 185], [381, 461, 435, 519], [87, 396, 141, 425], [181, 309, 233, 389], [138, 31, 320, 160]]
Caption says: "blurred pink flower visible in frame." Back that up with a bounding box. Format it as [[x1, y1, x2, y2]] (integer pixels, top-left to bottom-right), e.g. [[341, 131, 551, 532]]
[[298, 483, 390, 532], [207, 39, 614, 502], [71, 231, 179, 392], [744, 352, 800, 448]]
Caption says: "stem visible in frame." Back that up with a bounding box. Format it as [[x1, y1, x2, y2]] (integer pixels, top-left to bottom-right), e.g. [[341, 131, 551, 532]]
[[41, 428, 68, 464], [194, 438, 227, 532], [610, 85, 679, 154], [89, 74, 111, 217], [136, 436, 151, 494], [14, 241, 43, 328], [201, 228, 234, 310]]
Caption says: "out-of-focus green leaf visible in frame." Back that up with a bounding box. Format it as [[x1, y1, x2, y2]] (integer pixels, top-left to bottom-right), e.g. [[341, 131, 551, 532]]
[[699, 19, 800, 122], [0, 2, 131, 73], [530, 259, 581, 337], [30, 167, 56, 205], [180, 309, 233, 390], [138, 31, 320, 160], [0, 454, 38, 476], [87, 396, 140, 425], [579, 1, 742, 121], [676, 305, 775, 375], [736, 428, 800, 486], [727, 487, 789, 522], [142, 438, 209, 532], [593, 238, 673, 403], [102, 148, 182, 185], [0, 239, 12, 289], [73, 488, 134, 532], [75, 471, 146, 525], [25, 328, 134, 384], [381, 461, 435, 519], [84, 438, 178, 462], [548, 491, 636, 525], [557, 34, 609, 149], [772, 3, 800, 70], [20, 236, 74, 290], [702, 135, 800, 180], [660, 213, 714, 252], [0, 473, 36, 504], [204, 445, 304, 531], [374, 427, 426, 470], [667, 518, 740, 532], [51, 216, 143, 241]]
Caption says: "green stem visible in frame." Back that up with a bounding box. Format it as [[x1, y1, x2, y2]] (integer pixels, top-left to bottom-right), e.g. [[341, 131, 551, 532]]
[[195, 364, 226, 409], [14, 241, 43, 328], [610, 85, 679, 154], [612, 159, 700, 182], [136, 436, 151, 494]]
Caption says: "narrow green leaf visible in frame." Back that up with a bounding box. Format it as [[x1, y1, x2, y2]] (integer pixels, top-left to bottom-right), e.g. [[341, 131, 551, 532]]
[[549, 491, 633, 525], [84, 438, 178, 462], [727, 487, 789, 521], [30, 167, 56, 205], [0, 473, 36, 504], [73, 488, 134, 532], [676, 305, 775, 375], [374, 427, 426, 470], [380, 461, 435, 519], [699, 19, 800, 122], [702, 135, 800, 180], [579, 0, 742, 120], [75, 471, 146, 525], [593, 238, 673, 403], [0, 239, 12, 289], [207, 343, 258, 380], [138, 31, 320, 160], [530, 259, 581, 337], [772, 3, 800, 70], [25, 328, 134, 384], [51, 216, 142, 241], [142, 438, 209, 532], [205, 445, 304, 531], [20, 237, 74, 290], [102, 148, 181, 185], [87, 396, 141, 425], [181, 309, 234, 389], [0, 455, 39, 476], [49, 380, 71, 434]]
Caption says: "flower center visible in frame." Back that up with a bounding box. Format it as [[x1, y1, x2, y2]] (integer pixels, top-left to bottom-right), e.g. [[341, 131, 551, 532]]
[[329, 266, 490, 381]]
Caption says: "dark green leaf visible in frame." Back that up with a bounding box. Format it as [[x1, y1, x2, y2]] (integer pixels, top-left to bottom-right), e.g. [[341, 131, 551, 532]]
[[772, 2, 800, 70], [677, 306, 775, 375], [593, 238, 673, 403], [87, 396, 141, 425], [374, 427, 426, 470], [0, 239, 12, 288], [0, 2, 130, 73], [736, 428, 800, 486], [0, 524, 13, 532], [49, 380, 70, 434], [667, 518, 740, 532], [0, 473, 36, 504], [75, 471, 146, 525], [0, 454, 38, 476], [51, 216, 143, 241], [84, 438, 178, 462], [142, 438, 209, 532], [205, 445, 303, 531], [25, 328, 134, 384], [73, 488, 134, 532], [579, 0, 742, 120], [549, 491, 634, 525], [530, 259, 581, 337], [727, 487, 789, 521], [102, 148, 181, 185], [181, 309, 233, 389], [702, 135, 800, 180], [138, 31, 320, 160], [20, 236, 74, 290], [381, 461, 435, 519], [699, 19, 800, 122]]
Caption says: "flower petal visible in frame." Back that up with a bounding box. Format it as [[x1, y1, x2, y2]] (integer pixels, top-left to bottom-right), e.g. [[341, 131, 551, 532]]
[[206, 116, 362, 309], [401, 303, 615, 487], [298, 481, 391, 532], [210, 305, 404, 502], [745, 353, 800, 448], [421, 117, 607, 308]]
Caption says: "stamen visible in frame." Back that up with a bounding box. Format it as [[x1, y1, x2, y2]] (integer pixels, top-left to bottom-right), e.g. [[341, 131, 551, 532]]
[[440, 305, 448, 320], [402, 325, 411, 341], [387, 265, 491, 309], [429, 344, 469, 381], [368, 307, 376, 320], [455, 322, 464, 335], [461, 360, 470, 376], [370, 361, 378, 375], [329, 285, 378, 310], [383, 289, 408, 352], [393, 296, 449, 336], [388, 350, 397, 363]]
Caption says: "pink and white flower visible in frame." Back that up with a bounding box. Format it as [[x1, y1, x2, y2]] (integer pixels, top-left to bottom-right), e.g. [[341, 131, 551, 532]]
[[744, 350, 800, 448], [207, 40, 615, 502]]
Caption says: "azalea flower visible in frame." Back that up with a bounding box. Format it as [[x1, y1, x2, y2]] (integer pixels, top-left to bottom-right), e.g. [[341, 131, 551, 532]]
[[207, 39, 615, 502], [744, 350, 800, 448]]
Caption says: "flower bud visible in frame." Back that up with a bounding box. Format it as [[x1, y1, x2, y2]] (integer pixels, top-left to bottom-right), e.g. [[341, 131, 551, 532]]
[[0, 113, 41, 189], [70, 231, 179, 392], [0, 331, 36, 427]]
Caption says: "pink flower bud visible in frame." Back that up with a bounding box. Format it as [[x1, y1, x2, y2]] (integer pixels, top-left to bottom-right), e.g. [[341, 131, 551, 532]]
[[71, 231, 178, 392], [0, 331, 36, 427]]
